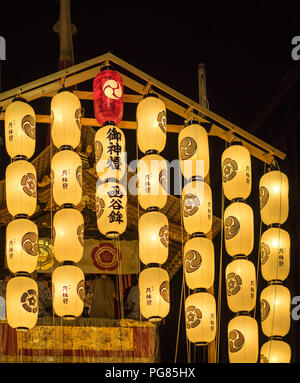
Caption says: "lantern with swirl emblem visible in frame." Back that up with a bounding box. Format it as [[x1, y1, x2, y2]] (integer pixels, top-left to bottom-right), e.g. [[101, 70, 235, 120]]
[[260, 340, 291, 363], [93, 67, 123, 126]]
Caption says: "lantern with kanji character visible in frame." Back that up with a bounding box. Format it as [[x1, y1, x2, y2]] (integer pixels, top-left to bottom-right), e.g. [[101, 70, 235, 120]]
[[260, 340, 291, 363]]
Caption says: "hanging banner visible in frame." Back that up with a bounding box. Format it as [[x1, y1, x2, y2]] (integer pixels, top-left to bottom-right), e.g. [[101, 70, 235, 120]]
[[37, 239, 139, 275]]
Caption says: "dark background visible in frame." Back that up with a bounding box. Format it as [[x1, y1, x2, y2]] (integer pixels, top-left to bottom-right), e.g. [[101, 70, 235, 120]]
[[1, 1, 300, 363]]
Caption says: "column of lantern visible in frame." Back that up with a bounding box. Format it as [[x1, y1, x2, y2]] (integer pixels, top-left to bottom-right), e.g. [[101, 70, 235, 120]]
[[50, 90, 85, 319], [5, 98, 39, 331], [93, 66, 127, 240], [259, 165, 291, 363], [221, 140, 258, 363], [136, 93, 170, 322], [178, 119, 216, 345]]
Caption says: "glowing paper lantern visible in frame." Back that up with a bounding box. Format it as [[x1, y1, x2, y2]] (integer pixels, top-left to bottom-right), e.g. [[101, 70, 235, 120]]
[[52, 264, 85, 319], [221, 144, 251, 201], [6, 276, 38, 331], [93, 69, 124, 126], [6, 160, 37, 217], [5, 99, 36, 159], [178, 120, 209, 180], [224, 202, 254, 257], [260, 228, 290, 282], [260, 340, 291, 363], [137, 154, 168, 210], [51, 90, 82, 149], [51, 149, 82, 206], [53, 208, 84, 263], [185, 292, 216, 344], [138, 211, 169, 265], [136, 94, 167, 154], [94, 123, 126, 182], [182, 180, 212, 235], [228, 315, 258, 363], [96, 181, 127, 238], [259, 170, 289, 225], [139, 267, 170, 322], [183, 237, 214, 290], [6, 219, 38, 274], [260, 284, 291, 337], [225, 259, 256, 313]]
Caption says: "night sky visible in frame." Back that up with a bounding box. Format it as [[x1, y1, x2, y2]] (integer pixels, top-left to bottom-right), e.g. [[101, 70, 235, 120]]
[[1, 1, 300, 364]]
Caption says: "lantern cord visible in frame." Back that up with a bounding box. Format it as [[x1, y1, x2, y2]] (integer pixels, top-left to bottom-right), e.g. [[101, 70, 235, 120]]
[[174, 264, 185, 363]]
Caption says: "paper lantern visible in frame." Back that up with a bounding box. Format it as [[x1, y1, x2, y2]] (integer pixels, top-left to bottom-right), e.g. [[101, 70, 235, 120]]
[[51, 90, 82, 149], [5, 99, 36, 159], [51, 149, 82, 206], [183, 237, 214, 290], [260, 228, 290, 282], [178, 120, 209, 180], [6, 218, 38, 274], [139, 211, 169, 265], [53, 208, 84, 263], [136, 94, 167, 154], [225, 259, 256, 313], [93, 69, 123, 126], [221, 144, 251, 201], [137, 154, 168, 210], [228, 315, 258, 363], [96, 181, 127, 238], [185, 292, 216, 345], [6, 276, 38, 331], [260, 340, 291, 363], [224, 202, 254, 257], [6, 160, 37, 217], [259, 170, 289, 225], [52, 264, 85, 319], [139, 267, 170, 322], [182, 180, 212, 235], [260, 284, 291, 337], [94, 123, 126, 182]]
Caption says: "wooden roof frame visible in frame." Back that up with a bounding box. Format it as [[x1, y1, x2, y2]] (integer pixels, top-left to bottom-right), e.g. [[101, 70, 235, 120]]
[[0, 51, 285, 164]]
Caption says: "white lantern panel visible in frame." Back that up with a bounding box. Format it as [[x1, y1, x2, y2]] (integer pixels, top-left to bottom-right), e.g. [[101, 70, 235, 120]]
[[260, 340, 291, 363]]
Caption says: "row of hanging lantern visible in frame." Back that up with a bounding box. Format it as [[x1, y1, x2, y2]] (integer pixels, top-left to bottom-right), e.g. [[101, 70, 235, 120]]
[[259, 163, 291, 363], [178, 119, 216, 345], [221, 139, 259, 363], [4, 98, 39, 331], [136, 93, 170, 321], [50, 89, 85, 319]]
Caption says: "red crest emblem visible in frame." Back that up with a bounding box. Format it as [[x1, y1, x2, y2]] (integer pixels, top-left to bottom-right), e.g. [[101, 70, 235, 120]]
[[91, 242, 121, 271]]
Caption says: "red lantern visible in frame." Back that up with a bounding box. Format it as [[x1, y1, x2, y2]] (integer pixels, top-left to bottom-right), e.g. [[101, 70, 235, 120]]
[[93, 68, 124, 126]]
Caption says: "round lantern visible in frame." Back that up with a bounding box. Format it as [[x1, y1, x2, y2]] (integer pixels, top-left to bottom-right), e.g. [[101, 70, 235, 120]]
[[51, 149, 82, 207], [94, 123, 126, 182], [6, 159, 37, 217], [260, 340, 291, 363], [53, 208, 84, 263], [52, 264, 85, 319], [178, 120, 209, 180], [136, 94, 167, 154], [183, 237, 214, 290], [182, 180, 212, 235], [139, 211, 169, 265], [260, 228, 290, 282], [139, 267, 170, 322], [225, 259, 256, 313], [93, 68, 124, 126], [221, 143, 251, 201], [224, 201, 254, 257], [51, 90, 82, 150], [96, 181, 127, 238], [6, 275, 38, 331], [260, 284, 291, 337], [5, 99, 36, 159], [185, 292, 216, 345], [6, 218, 38, 274], [228, 315, 258, 363], [259, 170, 289, 225], [137, 154, 168, 210]]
